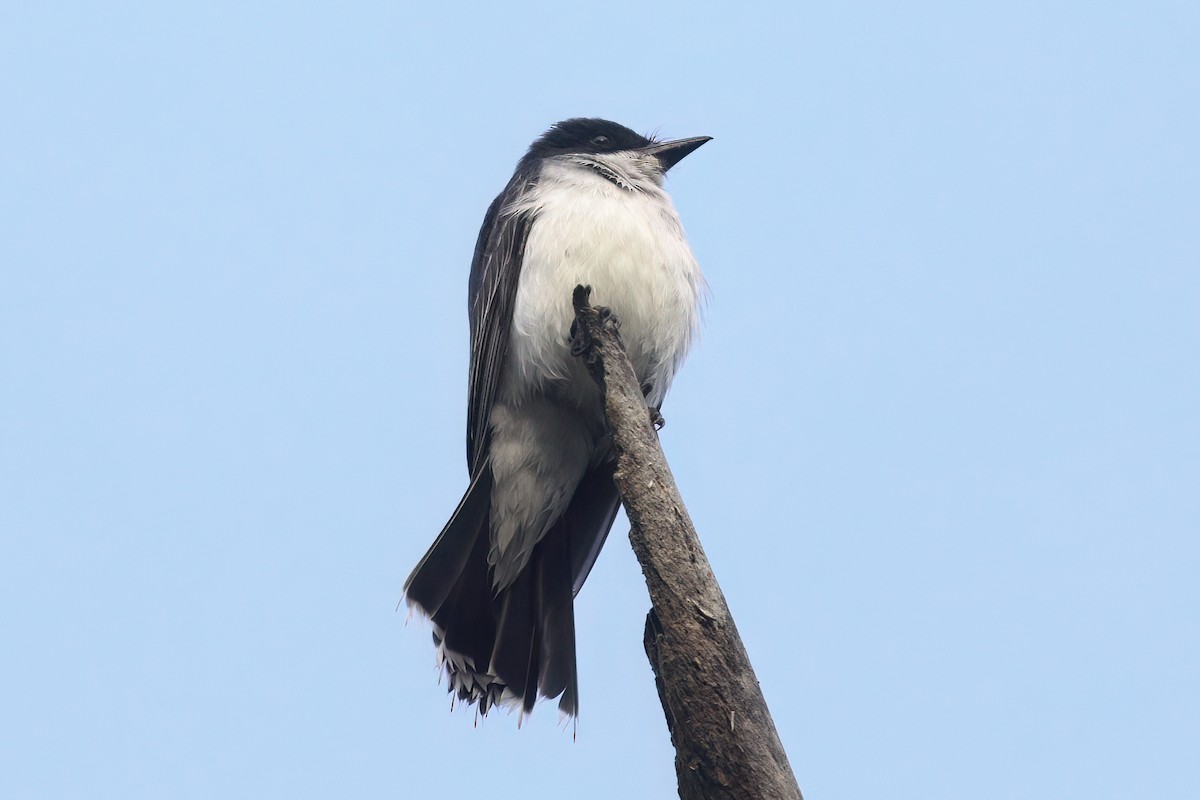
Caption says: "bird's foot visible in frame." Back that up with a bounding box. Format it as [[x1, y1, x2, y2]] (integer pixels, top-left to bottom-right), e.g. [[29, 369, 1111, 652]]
[[569, 304, 620, 356], [640, 384, 665, 429], [597, 305, 620, 330]]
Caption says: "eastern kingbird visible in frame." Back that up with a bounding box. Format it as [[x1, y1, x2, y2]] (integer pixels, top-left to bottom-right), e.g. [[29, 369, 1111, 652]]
[[404, 118, 709, 718]]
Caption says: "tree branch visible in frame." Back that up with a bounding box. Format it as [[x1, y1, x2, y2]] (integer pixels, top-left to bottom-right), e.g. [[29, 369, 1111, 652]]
[[570, 285, 802, 800]]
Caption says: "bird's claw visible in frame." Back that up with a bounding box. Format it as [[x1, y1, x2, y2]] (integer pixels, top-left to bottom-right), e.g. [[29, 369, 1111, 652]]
[[597, 306, 620, 330], [569, 305, 620, 357]]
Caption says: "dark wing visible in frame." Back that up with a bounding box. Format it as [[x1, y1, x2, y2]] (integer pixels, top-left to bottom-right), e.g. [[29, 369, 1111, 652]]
[[466, 169, 538, 475]]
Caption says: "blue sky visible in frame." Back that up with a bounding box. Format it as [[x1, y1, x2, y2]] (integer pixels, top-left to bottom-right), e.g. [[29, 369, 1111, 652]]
[[2, 2, 1197, 798]]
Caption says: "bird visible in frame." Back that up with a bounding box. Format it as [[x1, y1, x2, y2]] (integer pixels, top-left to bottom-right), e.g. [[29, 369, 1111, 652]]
[[404, 117, 709, 718]]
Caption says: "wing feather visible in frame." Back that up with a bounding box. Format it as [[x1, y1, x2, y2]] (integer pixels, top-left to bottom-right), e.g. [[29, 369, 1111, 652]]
[[466, 170, 538, 474]]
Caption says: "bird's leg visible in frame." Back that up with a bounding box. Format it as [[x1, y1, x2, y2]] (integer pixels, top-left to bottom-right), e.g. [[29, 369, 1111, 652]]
[[642, 383, 666, 430]]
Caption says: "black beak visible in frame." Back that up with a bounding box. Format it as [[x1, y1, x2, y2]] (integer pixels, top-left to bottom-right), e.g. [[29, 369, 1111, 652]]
[[642, 135, 712, 172]]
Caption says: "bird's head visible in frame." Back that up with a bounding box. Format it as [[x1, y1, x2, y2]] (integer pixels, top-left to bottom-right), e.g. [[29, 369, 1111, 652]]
[[524, 118, 710, 190]]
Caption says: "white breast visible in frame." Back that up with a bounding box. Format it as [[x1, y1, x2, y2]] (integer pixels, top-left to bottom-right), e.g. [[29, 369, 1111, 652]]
[[505, 158, 705, 409]]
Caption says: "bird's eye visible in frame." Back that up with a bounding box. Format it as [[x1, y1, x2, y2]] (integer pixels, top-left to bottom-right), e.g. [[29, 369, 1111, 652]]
[[590, 134, 610, 147]]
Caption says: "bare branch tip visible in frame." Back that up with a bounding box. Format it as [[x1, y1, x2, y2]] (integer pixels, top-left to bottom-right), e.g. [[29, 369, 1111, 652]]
[[572, 284, 593, 313]]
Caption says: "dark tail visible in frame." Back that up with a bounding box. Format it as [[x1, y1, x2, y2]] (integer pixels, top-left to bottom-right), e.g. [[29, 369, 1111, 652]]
[[403, 462, 620, 718]]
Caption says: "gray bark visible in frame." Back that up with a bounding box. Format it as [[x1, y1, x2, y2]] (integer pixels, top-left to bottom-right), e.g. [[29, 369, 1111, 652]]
[[570, 286, 803, 800]]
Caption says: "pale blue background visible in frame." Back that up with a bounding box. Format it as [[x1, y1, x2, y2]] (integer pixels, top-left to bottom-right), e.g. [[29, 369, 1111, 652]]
[[2, 2, 1197, 798]]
